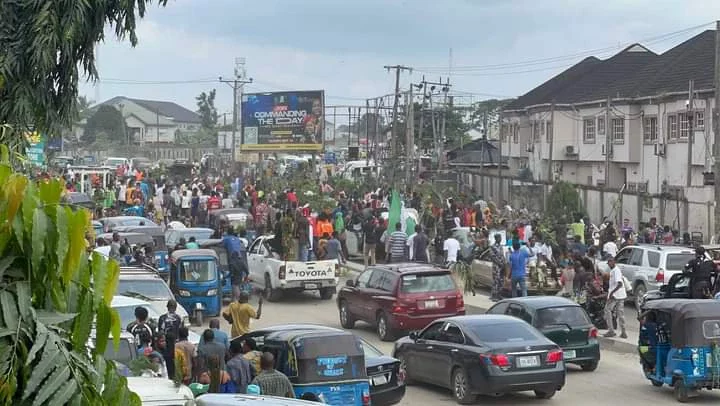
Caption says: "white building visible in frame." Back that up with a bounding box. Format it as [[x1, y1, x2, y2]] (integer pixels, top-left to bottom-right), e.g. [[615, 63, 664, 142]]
[[75, 96, 201, 144], [494, 30, 718, 235]]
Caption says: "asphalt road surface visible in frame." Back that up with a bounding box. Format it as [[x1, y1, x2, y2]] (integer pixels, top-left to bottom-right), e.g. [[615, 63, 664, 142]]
[[193, 280, 720, 406]]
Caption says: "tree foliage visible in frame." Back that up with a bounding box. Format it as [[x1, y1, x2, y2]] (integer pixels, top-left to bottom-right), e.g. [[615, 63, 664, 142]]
[[546, 181, 586, 224], [468, 99, 513, 137], [0, 0, 168, 147], [0, 146, 139, 405], [196, 89, 218, 130], [352, 113, 385, 141], [411, 102, 469, 151], [82, 105, 125, 145]]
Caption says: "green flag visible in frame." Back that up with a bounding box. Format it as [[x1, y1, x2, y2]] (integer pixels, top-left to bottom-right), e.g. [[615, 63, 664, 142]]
[[388, 190, 401, 232], [405, 216, 416, 236]]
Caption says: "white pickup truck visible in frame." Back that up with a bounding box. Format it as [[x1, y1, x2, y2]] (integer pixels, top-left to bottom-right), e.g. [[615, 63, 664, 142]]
[[247, 235, 340, 302]]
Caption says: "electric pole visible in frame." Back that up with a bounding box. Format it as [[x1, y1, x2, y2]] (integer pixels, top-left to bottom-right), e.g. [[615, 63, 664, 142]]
[[416, 78, 451, 170], [220, 57, 252, 163], [384, 65, 412, 189], [714, 20, 720, 238], [405, 86, 414, 189]]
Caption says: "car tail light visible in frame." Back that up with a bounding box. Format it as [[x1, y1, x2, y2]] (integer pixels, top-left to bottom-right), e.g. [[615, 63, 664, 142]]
[[278, 266, 286, 280], [362, 389, 371, 405], [456, 291, 464, 308], [334, 263, 340, 277], [397, 364, 406, 384], [482, 353, 510, 367], [392, 302, 407, 314], [655, 268, 665, 283], [546, 350, 563, 363], [588, 327, 598, 339]]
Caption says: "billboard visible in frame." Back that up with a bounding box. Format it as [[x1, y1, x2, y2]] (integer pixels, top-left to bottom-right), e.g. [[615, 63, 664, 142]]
[[241, 90, 324, 151], [25, 131, 46, 167]]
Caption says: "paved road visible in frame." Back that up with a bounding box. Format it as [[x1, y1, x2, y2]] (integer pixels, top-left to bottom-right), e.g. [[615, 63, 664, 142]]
[[194, 282, 720, 405]]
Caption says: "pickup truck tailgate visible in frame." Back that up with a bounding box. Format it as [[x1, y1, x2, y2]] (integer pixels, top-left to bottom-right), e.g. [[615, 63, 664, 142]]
[[284, 260, 338, 282]]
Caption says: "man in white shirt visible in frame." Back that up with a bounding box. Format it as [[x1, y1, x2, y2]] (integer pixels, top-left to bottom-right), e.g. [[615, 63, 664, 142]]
[[406, 230, 418, 261], [604, 258, 627, 338], [443, 236, 461, 265], [603, 240, 618, 259]]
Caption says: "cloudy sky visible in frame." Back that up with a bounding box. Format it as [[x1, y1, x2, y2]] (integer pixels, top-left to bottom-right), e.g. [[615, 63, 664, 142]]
[[79, 0, 720, 116]]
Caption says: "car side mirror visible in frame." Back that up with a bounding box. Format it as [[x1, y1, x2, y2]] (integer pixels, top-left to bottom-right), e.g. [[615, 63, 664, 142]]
[[346, 279, 355, 287], [409, 331, 418, 341], [659, 285, 668, 293]]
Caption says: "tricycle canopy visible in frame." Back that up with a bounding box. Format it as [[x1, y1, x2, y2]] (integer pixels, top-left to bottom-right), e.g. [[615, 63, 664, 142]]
[[642, 299, 720, 347]]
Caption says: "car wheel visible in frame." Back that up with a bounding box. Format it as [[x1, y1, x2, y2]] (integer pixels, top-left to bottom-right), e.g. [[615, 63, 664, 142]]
[[319, 287, 334, 300], [674, 380, 689, 402], [534, 389, 556, 399], [581, 360, 599, 372], [339, 300, 355, 329], [376, 312, 395, 342], [452, 367, 476, 404], [634, 283, 647, 310], [651, 379, 664, 387], [396, 353, 414, 385], [264, 274, 283, 302]]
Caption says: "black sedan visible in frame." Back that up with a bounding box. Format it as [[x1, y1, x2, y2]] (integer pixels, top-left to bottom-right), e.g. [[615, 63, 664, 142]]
[[234, 324, 405, 406], [392, 315, 565, 404]]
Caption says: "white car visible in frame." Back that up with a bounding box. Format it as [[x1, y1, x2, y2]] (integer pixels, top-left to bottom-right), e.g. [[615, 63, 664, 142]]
[[115, 272, 191, 326], [126, 377, 194, 405], [112, 295, 200, 346]]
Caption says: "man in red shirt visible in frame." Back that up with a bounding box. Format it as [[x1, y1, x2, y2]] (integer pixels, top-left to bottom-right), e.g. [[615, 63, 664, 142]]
[[286, 188, 298, 207], [207, 191, 222, 211]]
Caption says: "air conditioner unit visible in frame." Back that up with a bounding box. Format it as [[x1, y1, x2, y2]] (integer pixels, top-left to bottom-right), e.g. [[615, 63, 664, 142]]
[[565, 145, 577, 156], [654, 143, 666, 156], [525, 143, 534, 153]]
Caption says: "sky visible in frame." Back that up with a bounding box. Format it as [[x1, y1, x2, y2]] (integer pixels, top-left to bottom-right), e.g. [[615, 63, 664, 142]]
[[79, 0, 720, 118]]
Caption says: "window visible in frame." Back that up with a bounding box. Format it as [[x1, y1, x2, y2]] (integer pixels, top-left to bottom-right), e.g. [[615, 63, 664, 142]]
[[356, 270, 372, 288], [665, 253, 696, 271], [535, 306, 591, 329], [512, 123, 519, 144], [597, 117, 606, 136], [695, 111, 705, 130], [419, 322, 445, 340], [442, 323, 465, 344], [647, 251, 660, 268], [629, 249, 644, 266], [506, 304, 532, 323], [614, 248, 633, 264], [679, 112, 689, 139], [668, 115, 678, 139], [117, 280, 172, 300], [611, 118, 625, 143], [487, 302, 509, 314], [399, 273, 455, 293], [546, 121, 552, 142], [367, 270, 386, 290], [469, 322, 540, 343], [532, 121, 539, 143], [702, 320, 720, 339], [643, 117, 657, 143], [539, 120, 545, 140], [180, 260, 217, 282], [583, 118, 596, 143], [501, 124, 508, 142]]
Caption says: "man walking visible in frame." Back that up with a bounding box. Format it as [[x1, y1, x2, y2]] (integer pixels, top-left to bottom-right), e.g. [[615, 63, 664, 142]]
[[362, 216, 379, 268], [604, 258, 627, 338], [508, 242, 529, 297], [223, 292, 263, 338], [489, 234, 507, 301], [198, 329, 227, 371], [227, 339, 254, 394], [199, 319, 229, 351], [387, 222, 407, 263], [158, 300, 183, 378], [175, 327, 196, 384], [411, 225, 430, 263], [251, 352, 295, 398]]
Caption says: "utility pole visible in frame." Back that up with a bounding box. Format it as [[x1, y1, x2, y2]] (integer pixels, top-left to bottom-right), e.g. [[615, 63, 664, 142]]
[[417, 77, 452, 170], [544, 103, 555, 212], [156, 108, 160, 160], [405, 87, 414, 189], [220, 57, 252, 163], [714, 20, 720, 238], [498, 112, 504, 202], [686, 79, 695, 189], [365, 99, 370, 166], [384, 65, 412, 189], [604, 95, 612, 187]]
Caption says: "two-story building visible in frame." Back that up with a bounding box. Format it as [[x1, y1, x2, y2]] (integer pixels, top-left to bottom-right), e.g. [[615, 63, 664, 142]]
[[75, 96, 202, 144], [496, 30, 717, 236]]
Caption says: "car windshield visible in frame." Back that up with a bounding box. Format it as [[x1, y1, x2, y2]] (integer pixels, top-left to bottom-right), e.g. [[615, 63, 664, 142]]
[[106, 159, 125, 167], [120, 218, 158, 227], [400, 273, 456, 293], [665, 253, 695, 270], [114, 304, 161, 327], [103, 338, 135, 365], [117, 279, 172, 300], [536, 306, 591, 329], [469, 322, 539, 343], [179, 260, 217, 282], [181, 230, 213, 243]]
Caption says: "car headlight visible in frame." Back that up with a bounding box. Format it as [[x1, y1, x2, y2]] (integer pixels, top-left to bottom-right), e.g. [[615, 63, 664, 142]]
[[178, 290, 191, 297], [207, 289, 217, 296]]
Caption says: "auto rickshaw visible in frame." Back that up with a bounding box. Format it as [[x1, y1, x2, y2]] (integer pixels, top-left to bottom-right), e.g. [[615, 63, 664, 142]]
[[169, 249, 221, 327], [99, 232, 154, 250], [114, 225, 169, 276], [638, 299, 720, 402], [208, 208, 256, 242], [198, 239, 233, 299], [240, 328, 371, 404]]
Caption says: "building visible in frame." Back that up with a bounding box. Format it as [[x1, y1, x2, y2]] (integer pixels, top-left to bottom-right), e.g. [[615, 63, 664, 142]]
[[74, 96, 202, 143], [466, 30, 719, 236]]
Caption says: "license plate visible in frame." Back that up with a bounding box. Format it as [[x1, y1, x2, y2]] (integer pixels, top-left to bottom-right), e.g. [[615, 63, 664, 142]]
[[371, 375, 388, 386], [563, 350, 576, 360], [304, 283, 318, 290], [517, 356, 540, 368], [424, 300, 440, 309]]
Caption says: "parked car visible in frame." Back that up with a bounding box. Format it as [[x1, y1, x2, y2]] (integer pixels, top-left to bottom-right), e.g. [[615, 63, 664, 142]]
[[486, 296, 600, 371], [63, 192, 95, 211], [99, 216, 158, 233], [116, 270, 190, 325], [126, 377, 194, 405], [111, 295, 199, 345], [196, 394, 322, 405], [235, 324, 406, 406], [337, 263, 465, 341], [392, 315, 566, 403], [597, 245, 697, 307], [166, 227, 215, 248]]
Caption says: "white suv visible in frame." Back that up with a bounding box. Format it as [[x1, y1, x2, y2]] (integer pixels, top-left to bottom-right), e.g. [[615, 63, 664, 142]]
[[598, 245, 697, 306]]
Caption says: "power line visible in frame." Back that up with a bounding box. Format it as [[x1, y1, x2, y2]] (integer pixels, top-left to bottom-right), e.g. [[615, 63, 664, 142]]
[[415, 21, 713, 72]]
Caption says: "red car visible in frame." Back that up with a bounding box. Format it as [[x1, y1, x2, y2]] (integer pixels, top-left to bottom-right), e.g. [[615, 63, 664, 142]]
[[337, 263, 466, 341]]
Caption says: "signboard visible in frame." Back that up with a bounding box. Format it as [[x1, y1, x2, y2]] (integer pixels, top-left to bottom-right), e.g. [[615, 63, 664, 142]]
[[241, 91, 324, 151], [25, 131, 46, 167]]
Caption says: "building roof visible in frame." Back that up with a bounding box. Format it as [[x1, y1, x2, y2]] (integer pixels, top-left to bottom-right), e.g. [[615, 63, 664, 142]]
[[98, 96, 201, 123], [448, 139, 505, 166], [505, 30, 716, 111]]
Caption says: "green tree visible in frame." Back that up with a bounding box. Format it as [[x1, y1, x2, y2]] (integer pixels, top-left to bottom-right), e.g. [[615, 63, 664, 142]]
[[83, 105, 126, 145], [410, 102, 469, 151], [546, 181, 587, 224], [0, 146, 139, 405], [0, 0, 168, 149], [196, 89, 218, 130], [468, 98, 513, 138], [352, 113, 385, 141]]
